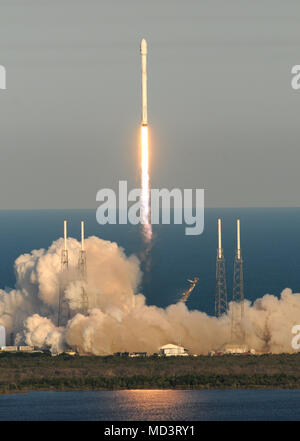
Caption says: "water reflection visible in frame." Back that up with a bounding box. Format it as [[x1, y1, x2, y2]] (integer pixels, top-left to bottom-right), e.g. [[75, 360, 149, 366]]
[[113, 390, 194, 420], [2, 389, 300, 420]]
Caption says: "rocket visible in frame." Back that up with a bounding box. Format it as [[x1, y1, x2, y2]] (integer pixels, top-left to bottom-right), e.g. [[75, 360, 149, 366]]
[[140, 38, 148, 126]]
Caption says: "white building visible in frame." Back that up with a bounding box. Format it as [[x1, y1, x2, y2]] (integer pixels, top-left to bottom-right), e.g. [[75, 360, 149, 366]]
[[159, 344, 189, 357], [129, 352, 147, 358], [221, 343, 255, 355], [18, 346, 35, 352], [1, 346, 18, 352]]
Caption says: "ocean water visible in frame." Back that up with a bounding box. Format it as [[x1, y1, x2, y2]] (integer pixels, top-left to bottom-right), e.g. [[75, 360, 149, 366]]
[[0, 208, 299, 315], [1, 389, 300, 421]]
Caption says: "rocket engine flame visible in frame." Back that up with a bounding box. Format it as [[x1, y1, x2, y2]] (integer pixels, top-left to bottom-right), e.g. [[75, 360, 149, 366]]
[[140, 125, 152, 242]]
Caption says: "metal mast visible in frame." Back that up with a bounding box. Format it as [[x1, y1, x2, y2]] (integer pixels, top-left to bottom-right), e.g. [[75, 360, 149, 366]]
[[78, 221, 88, 315], [58, 220, 69, 326], [215, 218, 228, 317], [231, 218, 245, 339]]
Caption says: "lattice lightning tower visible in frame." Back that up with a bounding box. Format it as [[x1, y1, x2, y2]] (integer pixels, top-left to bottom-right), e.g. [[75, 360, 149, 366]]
[[215, 218, 228, 317], [78, 220, 88, 315], [231, 218, 245, 340], [58, 220, 69, 326]]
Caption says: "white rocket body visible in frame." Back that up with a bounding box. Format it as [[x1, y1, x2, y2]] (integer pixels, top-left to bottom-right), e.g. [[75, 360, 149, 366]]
[[140, 38, 148, 126]]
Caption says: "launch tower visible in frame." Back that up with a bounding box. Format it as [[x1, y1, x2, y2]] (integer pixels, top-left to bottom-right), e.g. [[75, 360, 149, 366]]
[[58, 220, 69, 326], [231, 218, 245, 340], [78, 221, 88, 314], [215, 218, 228, 317]]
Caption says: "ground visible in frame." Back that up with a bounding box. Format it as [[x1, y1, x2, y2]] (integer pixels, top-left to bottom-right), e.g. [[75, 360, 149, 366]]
[[0, 352, 300, 393]]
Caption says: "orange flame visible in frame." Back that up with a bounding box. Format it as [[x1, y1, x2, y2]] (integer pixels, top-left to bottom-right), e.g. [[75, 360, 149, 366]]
[[141, 125, 152, 242]]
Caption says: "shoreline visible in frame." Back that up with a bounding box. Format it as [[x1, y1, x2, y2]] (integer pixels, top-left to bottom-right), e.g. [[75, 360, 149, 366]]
[[1, 373, 300, 395], [2, 384, 300, 396], [1, 352, 300, 394]]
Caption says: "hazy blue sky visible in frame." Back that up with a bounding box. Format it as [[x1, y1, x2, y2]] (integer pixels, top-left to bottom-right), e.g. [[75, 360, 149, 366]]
[[0, 0, 300, 208]]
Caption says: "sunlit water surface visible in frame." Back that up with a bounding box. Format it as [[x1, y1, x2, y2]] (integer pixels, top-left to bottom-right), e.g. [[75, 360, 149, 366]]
[[1, 389, 300, 421]]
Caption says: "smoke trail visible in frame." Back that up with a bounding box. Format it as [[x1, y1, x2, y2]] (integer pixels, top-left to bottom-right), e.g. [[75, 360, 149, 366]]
[[139, 125, 153, 273], [0, 235, 299, 355], [140, 125, 152, 243]]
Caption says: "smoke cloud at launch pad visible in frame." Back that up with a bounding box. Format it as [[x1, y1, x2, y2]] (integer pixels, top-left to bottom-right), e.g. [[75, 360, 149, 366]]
[[0, 235, 298, 355]]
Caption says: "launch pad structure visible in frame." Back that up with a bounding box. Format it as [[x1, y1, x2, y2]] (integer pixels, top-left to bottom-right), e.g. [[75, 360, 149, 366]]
[[214, 217, 246, 344], [180, 277, 199, 303], [57, 220, 89, 326], [215, 218, 228, 317], [78, 220, 88, 315], [231, 218, 245, 340], [58, 220, 69, 326]]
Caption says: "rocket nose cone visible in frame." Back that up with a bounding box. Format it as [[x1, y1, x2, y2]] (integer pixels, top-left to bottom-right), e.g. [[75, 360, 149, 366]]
[[140, 38, 147, 54]]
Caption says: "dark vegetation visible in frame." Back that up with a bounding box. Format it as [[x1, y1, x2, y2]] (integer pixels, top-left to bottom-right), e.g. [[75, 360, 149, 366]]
[[1, 352, 300, 393]]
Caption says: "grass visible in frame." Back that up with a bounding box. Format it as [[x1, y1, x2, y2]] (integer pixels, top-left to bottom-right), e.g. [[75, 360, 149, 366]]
[[1, 352, 300, 393]]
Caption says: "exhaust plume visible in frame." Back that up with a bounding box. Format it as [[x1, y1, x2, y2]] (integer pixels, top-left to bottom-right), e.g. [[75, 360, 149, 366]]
[[0, 235, 298, 355]]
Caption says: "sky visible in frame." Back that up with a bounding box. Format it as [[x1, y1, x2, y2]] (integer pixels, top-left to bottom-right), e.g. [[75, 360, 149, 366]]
[[0, 0, 300, 208]]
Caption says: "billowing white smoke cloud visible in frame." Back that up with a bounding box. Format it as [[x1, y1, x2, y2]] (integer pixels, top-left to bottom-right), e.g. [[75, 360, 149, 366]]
[[0, 235, 299, 355]]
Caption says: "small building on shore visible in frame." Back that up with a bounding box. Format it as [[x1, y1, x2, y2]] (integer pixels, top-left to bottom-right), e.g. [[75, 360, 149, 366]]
[[159, 344, 189, 357], [129, 352, 147, 358], [223, 343, 249, 354], [18, 346, 35, 352], [0, 345, 42, 353], [210, 343, 255, 356], [0, 346, 18, 352]]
